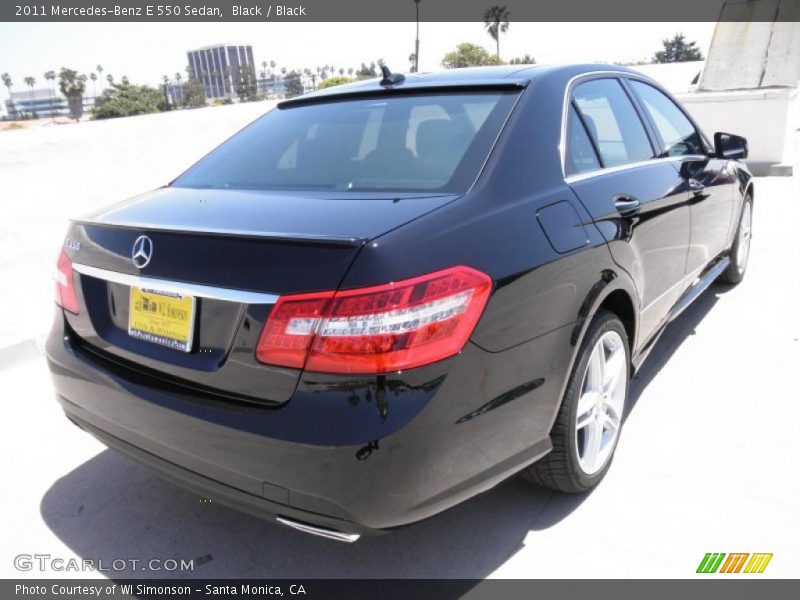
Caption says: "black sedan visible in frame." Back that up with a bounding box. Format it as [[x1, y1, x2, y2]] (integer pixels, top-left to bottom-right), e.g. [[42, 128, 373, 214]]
[[47, 64, 753, 542]]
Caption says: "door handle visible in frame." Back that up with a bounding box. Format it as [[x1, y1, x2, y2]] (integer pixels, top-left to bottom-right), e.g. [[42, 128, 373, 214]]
[[613, 195, 641, 217]]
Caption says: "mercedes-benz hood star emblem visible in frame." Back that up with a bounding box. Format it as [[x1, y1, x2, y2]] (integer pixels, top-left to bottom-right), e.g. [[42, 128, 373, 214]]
[[131, 235, 153, 269]]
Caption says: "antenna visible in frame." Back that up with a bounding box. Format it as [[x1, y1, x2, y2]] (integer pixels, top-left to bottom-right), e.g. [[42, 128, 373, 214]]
[[379, 65, 406, 86]]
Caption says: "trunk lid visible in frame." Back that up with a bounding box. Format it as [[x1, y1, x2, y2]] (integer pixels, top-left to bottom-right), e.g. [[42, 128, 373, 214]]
[[62, 186, 457, 405]]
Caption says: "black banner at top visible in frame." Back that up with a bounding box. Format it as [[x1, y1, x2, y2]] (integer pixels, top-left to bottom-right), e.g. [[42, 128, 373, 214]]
[[2, 0, 800, 22]]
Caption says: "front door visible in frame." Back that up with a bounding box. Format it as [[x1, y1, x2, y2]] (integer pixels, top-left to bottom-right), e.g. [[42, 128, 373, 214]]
[[626, 79, 735, 274]]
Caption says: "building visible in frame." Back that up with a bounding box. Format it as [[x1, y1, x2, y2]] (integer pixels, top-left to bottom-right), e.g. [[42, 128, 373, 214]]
[[165, 82, 185, 105], [685, 1, 800, 175], [631, 0, 800, 176], [5, 88, 64, 118], [187, 44, 255, 99], [257, 77, 287, 98], [4, 88, 95, 120]]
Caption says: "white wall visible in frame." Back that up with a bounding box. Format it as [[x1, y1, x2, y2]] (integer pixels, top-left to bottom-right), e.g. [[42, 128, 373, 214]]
[[677, 87, 799, 169]]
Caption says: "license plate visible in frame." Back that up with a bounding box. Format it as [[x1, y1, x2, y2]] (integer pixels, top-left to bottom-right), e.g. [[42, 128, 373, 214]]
[[128, 287, 195, 352]]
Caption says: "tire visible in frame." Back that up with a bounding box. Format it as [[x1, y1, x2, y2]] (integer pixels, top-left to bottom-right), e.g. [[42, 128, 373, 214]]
[[522, 310, 630, 493], [720, 195, 752, 285]]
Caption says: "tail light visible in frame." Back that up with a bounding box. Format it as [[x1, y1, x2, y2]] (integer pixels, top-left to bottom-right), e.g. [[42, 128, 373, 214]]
[[256, 266, 492, 374], [54, 250, 79, 314]]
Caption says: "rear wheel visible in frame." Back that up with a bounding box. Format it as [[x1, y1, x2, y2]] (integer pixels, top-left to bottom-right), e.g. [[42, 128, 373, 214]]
[[721, 196, 752, 284], [522, 310, 629, 493]]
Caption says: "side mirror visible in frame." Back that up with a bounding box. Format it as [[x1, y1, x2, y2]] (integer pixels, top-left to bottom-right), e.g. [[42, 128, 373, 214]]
[[714, 132, 748, 160]]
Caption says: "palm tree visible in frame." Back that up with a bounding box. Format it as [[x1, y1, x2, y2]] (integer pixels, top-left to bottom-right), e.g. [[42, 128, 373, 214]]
[[106, 73, 114, 86], [270, 60, 276, 72], [58, 68, 87, 121], [89, 72, 97, 99], [483, 5, 510, 59], [261, 60, 267, 77], [24, 76, 36, 116], [44, 70, 56, 116], [2, 73, 13, 116], [96, 65, 104, 91], [347, 67, 354, 77]]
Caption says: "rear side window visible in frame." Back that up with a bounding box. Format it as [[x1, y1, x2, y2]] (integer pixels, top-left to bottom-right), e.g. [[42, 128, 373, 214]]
[[566, 105, 601, 175], [572, 79, 653, 168], [173, 92, 518, 194], [629, 80, 705, 157]]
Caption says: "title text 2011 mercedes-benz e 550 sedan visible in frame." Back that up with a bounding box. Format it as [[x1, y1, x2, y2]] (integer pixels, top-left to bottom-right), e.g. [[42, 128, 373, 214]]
[[47, 64, 753, 542]]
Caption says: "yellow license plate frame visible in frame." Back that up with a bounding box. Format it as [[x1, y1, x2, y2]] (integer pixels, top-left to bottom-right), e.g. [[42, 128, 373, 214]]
[[128, 287, 196, 352]]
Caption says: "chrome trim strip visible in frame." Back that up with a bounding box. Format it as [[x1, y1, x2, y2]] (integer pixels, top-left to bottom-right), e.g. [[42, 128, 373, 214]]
[[669, 258, 730, 321], [276, 517, 361, 543], [72, 263, 279, 305], [564, 155, 703, 184]]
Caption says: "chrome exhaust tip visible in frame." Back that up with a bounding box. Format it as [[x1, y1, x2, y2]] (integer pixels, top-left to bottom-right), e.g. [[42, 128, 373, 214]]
[[276, 516, 360, 543]]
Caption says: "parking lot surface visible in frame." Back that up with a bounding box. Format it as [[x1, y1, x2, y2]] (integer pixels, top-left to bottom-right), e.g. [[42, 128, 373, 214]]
[[0, 105, 798, 578]]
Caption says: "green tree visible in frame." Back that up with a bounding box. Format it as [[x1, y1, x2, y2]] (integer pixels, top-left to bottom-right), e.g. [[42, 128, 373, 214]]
[[283, 70, 304, 98], [88, 72, 97, 99], [235, 65, 259, 102], [355, 62, 378, 79], [24, 76, 36, 115], [92, 80, 165, 119], [182, 72, 206, 108], [317, 76, 354, 90], [509, 54, 535, 65], [441, 43, 504, 69], [44, 70, 57, 116], [654, 33, 704, 63], [483, 5, 510, 59], [96, 65, 104, 91], [58, 68, 87, 121], [1, 73, 11, 116]]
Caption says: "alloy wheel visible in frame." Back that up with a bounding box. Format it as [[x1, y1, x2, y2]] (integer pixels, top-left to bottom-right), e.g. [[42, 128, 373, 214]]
[[575, 331, 627, 475], [737, 202, 752, 275]]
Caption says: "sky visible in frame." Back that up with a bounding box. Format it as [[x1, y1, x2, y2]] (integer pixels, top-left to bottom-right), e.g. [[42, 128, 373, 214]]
[[0, 21, 715, 91]]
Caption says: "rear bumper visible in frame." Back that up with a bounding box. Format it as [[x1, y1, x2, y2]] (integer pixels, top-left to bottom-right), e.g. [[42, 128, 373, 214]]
[[47, 310, 570, 534], [61, 408, 371, 539]]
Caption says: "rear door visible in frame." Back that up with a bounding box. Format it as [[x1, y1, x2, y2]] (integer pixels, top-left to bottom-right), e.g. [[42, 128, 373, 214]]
[[626, 79, 735, 273], [564, 77, 691, 345]]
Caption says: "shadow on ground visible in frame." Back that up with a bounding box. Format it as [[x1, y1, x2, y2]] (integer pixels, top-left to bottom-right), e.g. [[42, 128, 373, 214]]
[[39, 283, 731, 579]]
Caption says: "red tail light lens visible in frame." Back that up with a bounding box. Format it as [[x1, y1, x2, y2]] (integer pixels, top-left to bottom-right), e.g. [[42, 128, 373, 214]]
[[256, 266, 492, 374], [54, 250, 79, 314]]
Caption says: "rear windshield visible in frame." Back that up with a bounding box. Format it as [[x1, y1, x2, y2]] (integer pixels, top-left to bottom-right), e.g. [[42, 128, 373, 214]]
[[173, 91, 518, 194]]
